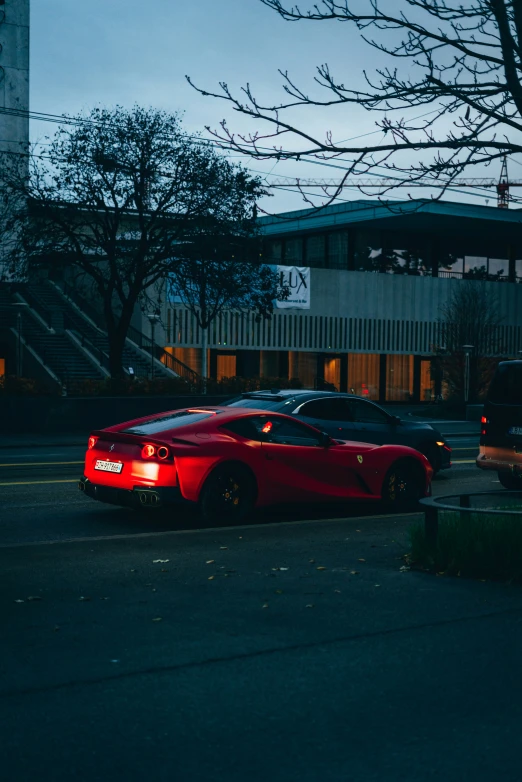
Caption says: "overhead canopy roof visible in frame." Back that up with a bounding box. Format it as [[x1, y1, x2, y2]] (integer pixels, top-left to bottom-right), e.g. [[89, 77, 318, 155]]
[[258, 199, 522, 255]]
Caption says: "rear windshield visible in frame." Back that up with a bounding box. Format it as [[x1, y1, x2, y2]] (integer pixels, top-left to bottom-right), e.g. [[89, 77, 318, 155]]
[[488, 364, 522, 406], [226, 397, 287, 410], [122, 411, 214, 435]]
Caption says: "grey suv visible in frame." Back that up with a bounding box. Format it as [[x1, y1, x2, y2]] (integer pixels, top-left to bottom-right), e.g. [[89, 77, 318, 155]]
[[226, 391, 452, 474]]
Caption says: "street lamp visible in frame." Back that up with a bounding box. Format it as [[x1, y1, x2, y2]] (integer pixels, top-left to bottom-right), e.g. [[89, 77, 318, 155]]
[[147, 312, 161, 380], [462, 344, 474, 404]]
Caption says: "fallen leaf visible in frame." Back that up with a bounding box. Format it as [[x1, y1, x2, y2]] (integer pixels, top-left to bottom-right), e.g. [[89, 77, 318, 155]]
[[309, 559, 315, 563], [160, 568, 168, 573], [358, 558, 366, 563], [316, 566, 327, 571], [279, 567, 289, 571], [152, 617, 162, 622], [208, 576, 215, 581], [27, 596, 42, 601], [374, 584, 381, 588], [350, 571, 359, 576], [306, 604, 314, 609], [399, 565, 410, 572], [78, 596, 90, 601], [153, 559, 169, 564], [100, 597, 110, 601], [275, 589, 283, 594], [334, 590, 341, 594], [356, 529, 361, 533], [110, 659, 119, 663], [220, 547, 228, 550], [152, 588, 157, 592], [14, 599, 24, 603], [130, 569, 136, 573], [206, 560, 215, 565], [262, 604, 269, 609]]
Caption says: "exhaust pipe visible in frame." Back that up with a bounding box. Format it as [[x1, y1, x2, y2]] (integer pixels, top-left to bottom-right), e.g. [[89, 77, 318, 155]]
[[78, 481, 85, 492], [138, 490, 161, 507]]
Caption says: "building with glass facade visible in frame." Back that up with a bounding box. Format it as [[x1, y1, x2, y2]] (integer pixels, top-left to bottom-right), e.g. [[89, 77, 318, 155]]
[[160, 198, 522, 403]]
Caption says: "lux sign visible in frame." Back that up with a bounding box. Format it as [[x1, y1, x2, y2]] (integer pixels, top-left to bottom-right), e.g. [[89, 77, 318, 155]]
[[274, 265, 310, 310]]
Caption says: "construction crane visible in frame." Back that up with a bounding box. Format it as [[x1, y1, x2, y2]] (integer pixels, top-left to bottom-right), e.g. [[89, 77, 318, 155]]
[[269, 157, 518, 208]]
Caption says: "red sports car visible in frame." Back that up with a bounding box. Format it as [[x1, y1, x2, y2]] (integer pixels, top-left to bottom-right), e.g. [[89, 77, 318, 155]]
[[79, 407, 432, 521]]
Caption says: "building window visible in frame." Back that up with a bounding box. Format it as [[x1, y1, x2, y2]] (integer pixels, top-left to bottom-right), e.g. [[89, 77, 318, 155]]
[[386, 355, 414, 402], [264, 239, 283, 262], [285, 238, 303, 263], [306, 235, 326, 268], [347, 354, 380, 400], [217, 352, 236, 380], [324, 357, 341, 390], [328, 232, 349, 270], [488, 257, 507, 278]]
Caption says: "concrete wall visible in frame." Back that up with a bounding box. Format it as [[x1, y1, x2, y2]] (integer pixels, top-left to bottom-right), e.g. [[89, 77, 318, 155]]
[[0, 0, 29, 157], [306, 269, 522, 326]]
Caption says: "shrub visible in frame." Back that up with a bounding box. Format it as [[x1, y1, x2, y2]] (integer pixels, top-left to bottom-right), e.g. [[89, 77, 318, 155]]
[[409, 509, 522, 582], [0, 375, 60, 396]]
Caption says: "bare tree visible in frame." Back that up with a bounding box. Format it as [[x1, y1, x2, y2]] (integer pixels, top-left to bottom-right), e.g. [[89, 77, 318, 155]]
[[170, 234, 288, 384], [189, 1, 522, 202], [2, 106, 265, 376], [435, 281, 505, 401]]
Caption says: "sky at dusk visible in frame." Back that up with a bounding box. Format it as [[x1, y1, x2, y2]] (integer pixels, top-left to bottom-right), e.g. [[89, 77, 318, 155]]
[[31, 0, 500, 213]]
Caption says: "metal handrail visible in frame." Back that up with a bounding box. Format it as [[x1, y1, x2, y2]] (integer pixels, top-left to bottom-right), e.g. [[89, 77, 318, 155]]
[[69, 328, 111, 372], [126, 323, 200, 384], [57, 281, 200, 383]]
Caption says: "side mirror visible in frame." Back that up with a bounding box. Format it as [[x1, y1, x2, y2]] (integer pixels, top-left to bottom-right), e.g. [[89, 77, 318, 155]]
[[319, 431, 333, 447]]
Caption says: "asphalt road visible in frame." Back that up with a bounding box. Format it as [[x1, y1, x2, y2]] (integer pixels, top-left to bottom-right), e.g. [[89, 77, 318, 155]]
[[5, 432, 521, 782]]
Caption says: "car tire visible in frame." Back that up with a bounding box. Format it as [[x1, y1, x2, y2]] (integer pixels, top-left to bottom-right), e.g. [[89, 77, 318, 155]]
[[382, 459, 425, 509], [199, 463, 257, 524], [498, 471, 522, 491], [419, 443, 440, 475]]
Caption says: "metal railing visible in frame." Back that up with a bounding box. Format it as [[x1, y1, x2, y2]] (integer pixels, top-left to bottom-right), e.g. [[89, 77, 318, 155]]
[[420, 490, 522, 545], [126, 324, 200, 384], [56, 281, 200, 383]]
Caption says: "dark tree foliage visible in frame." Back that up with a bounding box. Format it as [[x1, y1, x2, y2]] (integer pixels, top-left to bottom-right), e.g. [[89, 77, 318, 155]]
[[435, 281, 504, 401], [170, 234, 288, 382], [190, 1, 522, 202], [2, 106, 266, 376]]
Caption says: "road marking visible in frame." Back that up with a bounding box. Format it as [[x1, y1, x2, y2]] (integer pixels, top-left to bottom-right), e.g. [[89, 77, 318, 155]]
[[0, 511, 423, 548], [0, 460, 84, 467], [0, 479, 79, 487], [452, 459, 477, 464], [451, 447, 477, 451]]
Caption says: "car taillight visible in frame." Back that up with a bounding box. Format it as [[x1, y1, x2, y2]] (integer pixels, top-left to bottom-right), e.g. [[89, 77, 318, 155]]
[[88, 436, 98, 450], [481, 416, 489, 435], [142, 444, 156, 458], [157, 446, 170, 460], [481, 416, 488, 424]]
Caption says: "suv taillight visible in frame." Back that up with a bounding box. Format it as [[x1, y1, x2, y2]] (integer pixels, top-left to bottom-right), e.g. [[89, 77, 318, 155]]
[[88, 436, 98, 450]]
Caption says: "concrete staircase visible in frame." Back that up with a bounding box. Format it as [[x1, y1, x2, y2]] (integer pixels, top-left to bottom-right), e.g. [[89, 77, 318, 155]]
[[27, 281, 175, 380]]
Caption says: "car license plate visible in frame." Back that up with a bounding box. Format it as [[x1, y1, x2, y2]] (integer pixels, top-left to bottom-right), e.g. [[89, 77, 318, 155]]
[[509, 427, 522, 436], [94, 459, 123, 474]]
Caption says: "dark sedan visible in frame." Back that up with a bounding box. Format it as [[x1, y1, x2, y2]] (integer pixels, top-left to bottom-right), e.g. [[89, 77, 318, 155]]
[[226, 390, 452, 473]]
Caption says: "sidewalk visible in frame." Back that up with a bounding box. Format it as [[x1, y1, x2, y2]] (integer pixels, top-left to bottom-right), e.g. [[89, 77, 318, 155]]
[[0, 432, 88, 449]]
